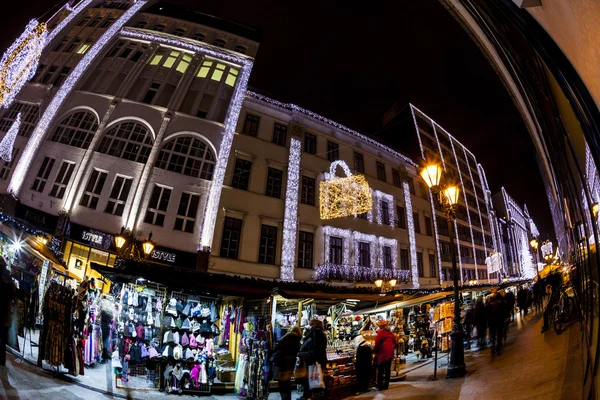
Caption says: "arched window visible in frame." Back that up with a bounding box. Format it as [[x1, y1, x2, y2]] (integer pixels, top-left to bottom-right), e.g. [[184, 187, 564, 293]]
[[234, 45, 247, 55], [172, 28, 186, 37], [97, 121, 153, 163], [154, 24, 166, 32], [192, 32, 205, 42], [134, 20, 147, 28], [50, 111, 99, 149], [213, 39, 226, 48], [155, 136, 215, 180]]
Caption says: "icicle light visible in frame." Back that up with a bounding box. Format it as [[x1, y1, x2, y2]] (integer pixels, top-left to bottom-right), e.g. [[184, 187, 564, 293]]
[[280, 137, 301, 281]]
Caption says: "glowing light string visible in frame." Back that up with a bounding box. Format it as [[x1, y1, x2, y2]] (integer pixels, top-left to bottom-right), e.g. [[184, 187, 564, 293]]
[[8, 1, 147, 196], [403, 180, 419, 288], [320, 160, 372, 220], [280, 137, 301, 281], [0, 113, 21, 162], [323, 226, 351, 265], [46, 0, 94, 44], [352, 232, 377, 267], [429, 190, 443, 284], [0, 20, 47, 109], [373, 190, 395, 227], [378, 236, 398, 269]]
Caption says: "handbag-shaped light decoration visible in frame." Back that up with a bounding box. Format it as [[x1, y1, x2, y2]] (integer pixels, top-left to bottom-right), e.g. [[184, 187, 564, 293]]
[[320, 160, 372, 220]]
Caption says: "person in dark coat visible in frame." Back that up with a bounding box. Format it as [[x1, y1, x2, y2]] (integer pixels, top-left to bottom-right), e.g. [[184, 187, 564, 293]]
[[517, 287, 528, 317], [504, 290, 516, 323], [354, 335, 372, 393], [297, 319, 327, 400], [272, 326, 302, 400], [373, 320, 397, 391], [473, 296, 487, 349], [486, 293, 506, 356], [0, 265, 15, 367]]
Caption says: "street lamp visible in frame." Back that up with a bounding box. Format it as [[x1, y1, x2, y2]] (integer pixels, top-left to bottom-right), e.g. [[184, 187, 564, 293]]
[[114, 227, 155, 261], [374, 278, 397, 293], [530, 238, 541, 281], [420, 163, 466, 379]]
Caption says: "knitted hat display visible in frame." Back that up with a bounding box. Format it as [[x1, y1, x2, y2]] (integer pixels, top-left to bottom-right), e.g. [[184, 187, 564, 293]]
[[147, 312, 154, 326], [189, 334, 197, 348], [182, 303, 191, 317], [176, 301, 184, 313], [155, 312, 162, 328], [175, 317, 183, 329], [181, 333, 189, 347], [141, 343, 149, 359], [184, 348, 194, 360], [173, 345, 183, 360], [182, 318, 191, 331], [190, 320, 201, 333], [148, 346, 159, 359], [191, 304, 201, 317], [163, 330, 175, 344], [166, 298, 178, 316], [200, 307, 211, 318], [156, 298, 163, 313], [173, 331, 180, 345]]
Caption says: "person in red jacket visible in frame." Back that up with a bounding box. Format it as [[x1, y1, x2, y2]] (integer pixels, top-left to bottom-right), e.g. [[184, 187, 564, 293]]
[[373, 320, 397, 390]]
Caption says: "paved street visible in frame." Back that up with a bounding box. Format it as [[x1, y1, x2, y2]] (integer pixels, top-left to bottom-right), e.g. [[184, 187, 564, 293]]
[[0, 310, 582, 400]]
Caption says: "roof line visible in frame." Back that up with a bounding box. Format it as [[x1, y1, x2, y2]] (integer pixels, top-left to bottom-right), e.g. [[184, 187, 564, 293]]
[[245, 91, 418, 167]]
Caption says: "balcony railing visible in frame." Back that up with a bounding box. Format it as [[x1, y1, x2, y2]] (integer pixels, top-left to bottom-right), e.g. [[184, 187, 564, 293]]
[[316, 263, 410, 283]]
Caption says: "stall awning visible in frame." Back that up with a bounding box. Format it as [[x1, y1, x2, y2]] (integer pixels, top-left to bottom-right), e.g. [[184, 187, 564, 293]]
[[357, 291, 451, 315]]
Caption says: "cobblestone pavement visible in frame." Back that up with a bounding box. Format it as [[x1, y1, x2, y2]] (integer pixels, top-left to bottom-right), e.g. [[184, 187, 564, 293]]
[[0, 310, 582, 400]]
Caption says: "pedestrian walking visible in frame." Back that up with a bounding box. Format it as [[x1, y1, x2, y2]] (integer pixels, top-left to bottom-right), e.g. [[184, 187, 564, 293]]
[[0, 264, 15, 367], [517, 287, 528, 318], [297, 319, 327, 400], [464, 304, 475, 349], [373, 320, 397, 391], [474, 296, 487, 349], [487, 292, 506, 356], [504, 290, 516, 322], [271, 326, 302, 400], [354, 334, 372, 393]]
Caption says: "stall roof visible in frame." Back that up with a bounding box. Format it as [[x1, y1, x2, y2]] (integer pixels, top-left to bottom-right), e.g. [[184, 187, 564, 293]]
[[357, 291, 451, 315]]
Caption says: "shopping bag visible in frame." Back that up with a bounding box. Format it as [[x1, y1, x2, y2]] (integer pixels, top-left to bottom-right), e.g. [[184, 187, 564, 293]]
[[294, 357, 307, 379], [319, 160, 372, 219], [308, 363, 325, 390]]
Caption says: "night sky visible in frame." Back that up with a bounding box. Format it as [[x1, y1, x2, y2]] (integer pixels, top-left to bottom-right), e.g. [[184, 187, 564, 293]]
[[3, 0, 554, 238]]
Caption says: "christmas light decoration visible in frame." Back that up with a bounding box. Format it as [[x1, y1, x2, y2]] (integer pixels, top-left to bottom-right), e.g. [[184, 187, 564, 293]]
[[403, 181, 419, 288], [320, 160, 372, 220], [280, 137, 301, 281], [323, 226, 351, 265], [316, 263, 409, 282], [454, 219, 464, 283], [519, 232, 535, 279], [0, 212, 45, 236], [46, 0, 93, 44], [247, 92, 417, 167], [477, 164, 498, 251], [0, 113, 21, 162], [410, 105, 425, 160], [485, 251, 501, 274], [8, 1, 147, 196], [352, 232, 377, 267], [429, 190, 443, 284], [373, 190, 395, 227], [378, 236, 398, 269], [0, 20, 47, 109]]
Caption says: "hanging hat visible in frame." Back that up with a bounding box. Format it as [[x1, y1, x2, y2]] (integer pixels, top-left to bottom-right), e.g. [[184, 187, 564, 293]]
[[182, 303, 191, 317], [182, 318, 191, 331], [164, 330, 175, 344], [170, 317, 176, 329], [156, 298, 163, 313], [189, 334, 198, 349], [141, 343, 149, 359], [191, 304, 201, 317], [190, 320, 201, 333], [184, 348, 194, 360], [148, 346, 159, 359], [173, 331, 180, 345], [200, 307, 211, 318], [166, 298, 178, 316], [173, 345, 183, 360], [176, 301, 184, 313], [181, 333, 189, 347], [155, 313, 162, 328], [147, 313, 154, 326], [175, 317, 183, 329], [172, 363, 184, 379]]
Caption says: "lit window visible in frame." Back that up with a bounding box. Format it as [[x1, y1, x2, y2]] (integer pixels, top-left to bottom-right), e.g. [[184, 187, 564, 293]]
[[197, 60, 213, 78], [211, 63, 226, 81], [76, 43, 91, 54], [176, 54, 192, 74], [225, 68, 238, 87], [150, 54, 163, 65], [163, 51, 180, 69]]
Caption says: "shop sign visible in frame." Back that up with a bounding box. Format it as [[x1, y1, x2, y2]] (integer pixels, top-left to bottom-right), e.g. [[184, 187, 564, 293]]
[[150, 246, 197, 269], [151, 249, 177, 263], [82, 230, 104, 247], [67, 223, 114, 250], [15, 203, 59, 232]]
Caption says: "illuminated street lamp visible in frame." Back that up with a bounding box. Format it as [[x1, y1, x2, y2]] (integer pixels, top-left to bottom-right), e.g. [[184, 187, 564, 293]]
[[114, 227, 155, 262], [374, 277, 397, 293], [530, 238, 541, 281], [420, 163, 466, 379]]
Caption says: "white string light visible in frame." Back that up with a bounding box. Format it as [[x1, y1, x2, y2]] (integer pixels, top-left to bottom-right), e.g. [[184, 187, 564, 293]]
[[373, 190, 395, 227], [429, 190, 443, 284], [315, 263, 409, 282], [280, 137, 301, 281], [378, 236, 398, 269], [323, 226, 351, 265], [0, 113, 21, 162], [352, 232, 377, 267], [403, 181, 419, 288], [0, 20, 47, 110], [7, 1, 147, 196]]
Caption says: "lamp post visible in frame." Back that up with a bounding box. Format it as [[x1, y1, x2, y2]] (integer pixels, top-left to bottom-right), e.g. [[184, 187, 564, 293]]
[[114, 227, 156, 262], [374, 278, 397, 293], [420, 164, 466, 378], [530, 238, 540, 281]]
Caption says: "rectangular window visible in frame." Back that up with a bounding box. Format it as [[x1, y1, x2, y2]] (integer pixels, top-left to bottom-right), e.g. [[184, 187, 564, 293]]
[[329, 237, 343, 264], [0, 102, 40, 138], [383, 246, 392, 269], [381, 201, 390, 225], [142, 81, 160, 104], [49, 161, 75, 199], [64, 38, 81, 53], [104, 176, 132, 216], [265, 168, 283, 198], [400, 249, 409, 270], [376, 161, 386, 181], [413, 212, 420, 234], [258, 225, 278, 265], [304, 132, 316, 154], [392, 168, 401, 187], [243, 113, 260, 137], [41, 66, 57, 84], [220, 217, 242, 259], [231, 159, 252, 190], [354, 152, 364, 173], [429, 254, 437, 277], [301, 176, 315, 206], [76, 43, 91, 54], [196, 93, 214, 119], [425, 216, 433, 236], [174, 192, 200, 233], [417, 252, 424, 277], [397, 206, 406, 229], [272, 123, 287, 146], [31, 157, 55, 193], [358, 242, 370, 267], [298, 231, 313, 269], [80, 169, 107, 209], [143, 185, 171, 226], [327, 141, 339, 161], [53, 67, 71, 86], [0, 148, 19, 180], [408, 179, 416, 195]]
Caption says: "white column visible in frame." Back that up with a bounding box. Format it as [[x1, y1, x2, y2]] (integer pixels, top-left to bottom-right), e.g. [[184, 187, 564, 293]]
[[125, 113, 172, 230], [280, 137, 301, 281]]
